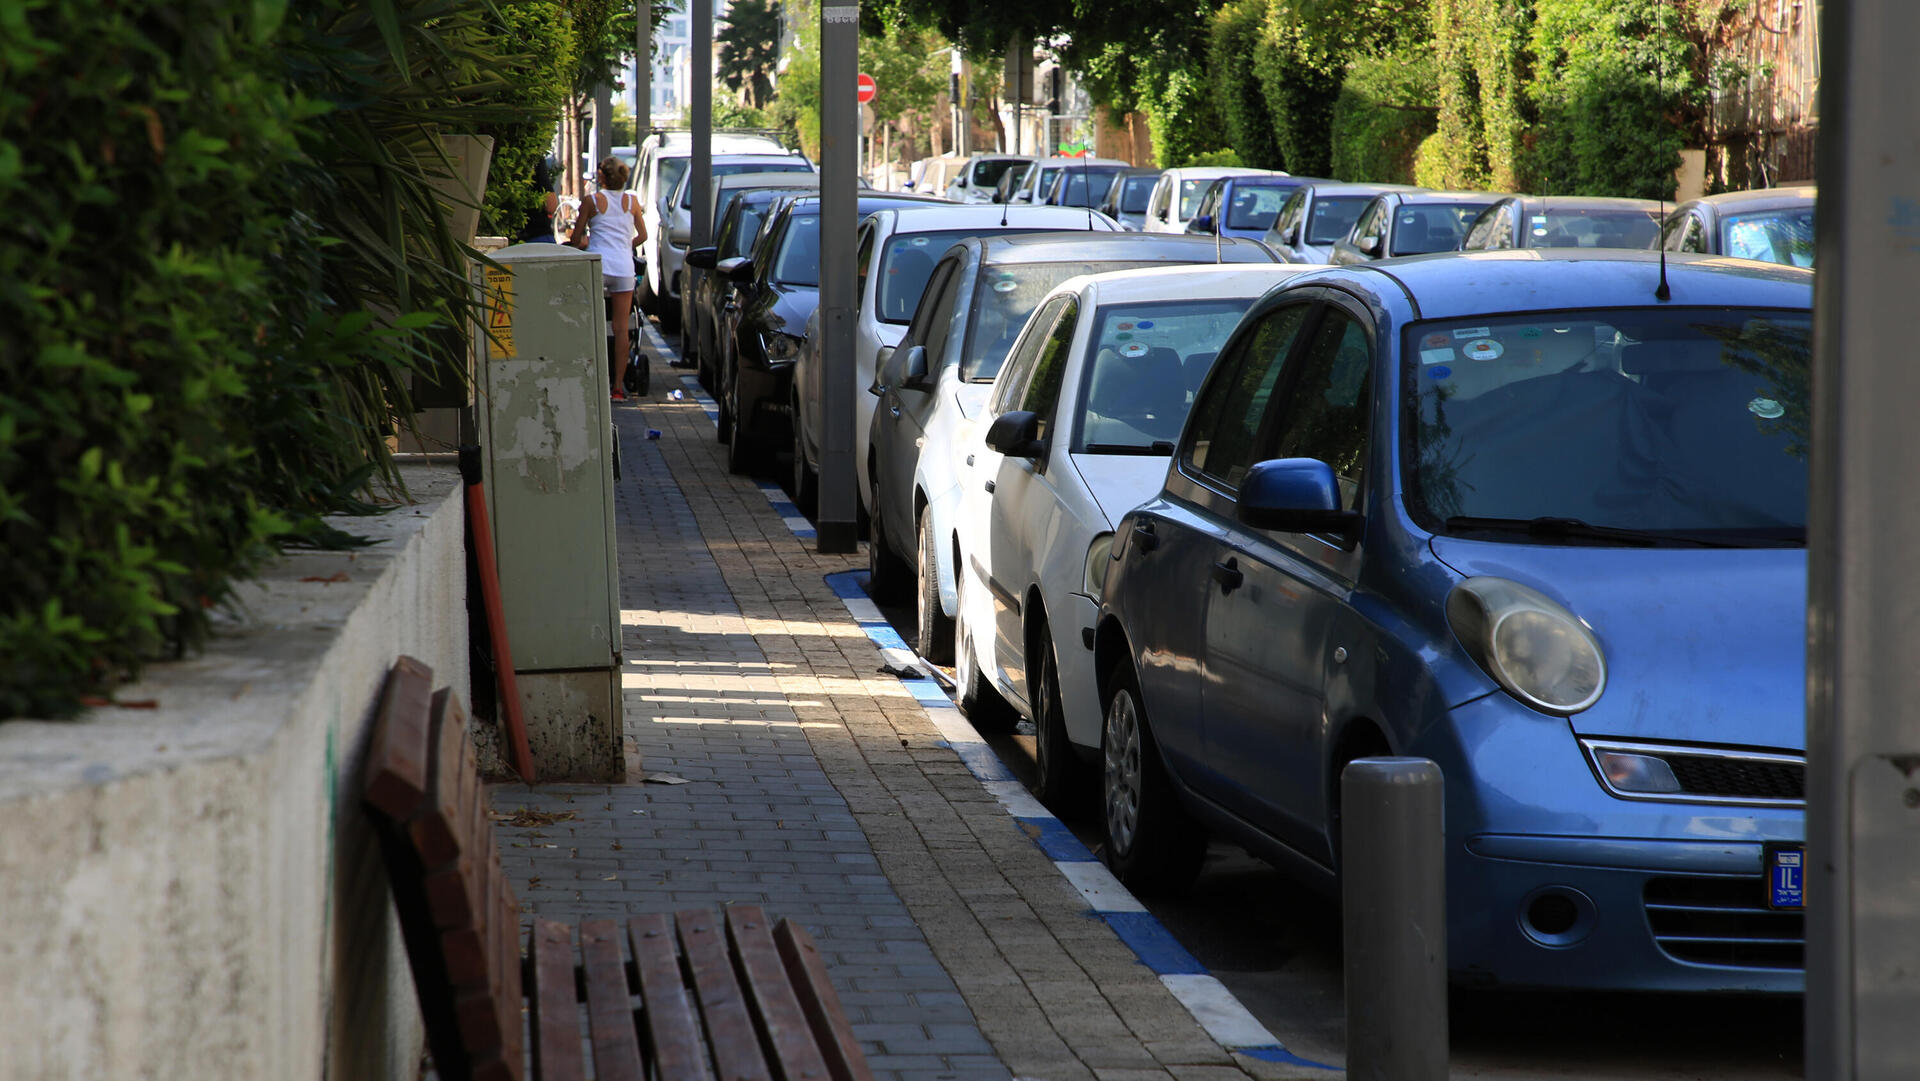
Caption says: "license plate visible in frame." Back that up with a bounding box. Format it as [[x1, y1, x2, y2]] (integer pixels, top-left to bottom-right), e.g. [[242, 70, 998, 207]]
[[1766, 844, 1805, 910]]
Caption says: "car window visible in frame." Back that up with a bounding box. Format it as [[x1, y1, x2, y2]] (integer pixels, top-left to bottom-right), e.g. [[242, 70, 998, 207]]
[[1178, 178, 1215, 219], [1390, 203, 1490, 256], [1078, 298, 1256, 452], [906, 257, 960, 345], [960, 260, 1161, 383], [1351, 199, 1389, 249], [993, 296, 1071, 413], [854, 224, 876, 307], [1120, 176, 1156, 214], [1525, 207, 1662, 249], [1305, 195, 1374, 245], [1052, 168, 1121, 208], [1463, 205, 1501, 250], [657, 157, 689, 205], [1273, 190, 1306, 245], [1147, 177, 1172, 220], [1264, 309, 1374, 513], [916, 262, 963, 371], [680, 162, 813, 208], [1722, 208, 1815, 267], [773, 214, 821, 285], [1017, 298, 1080, 440], [972, 158, 1025, 187], [1184, 304, 1314, 488], [1226, 184, 1292, 231], [1679, 213, 1708, 253]]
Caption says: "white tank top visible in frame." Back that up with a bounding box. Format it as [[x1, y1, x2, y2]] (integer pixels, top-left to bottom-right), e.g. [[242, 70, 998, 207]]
[[585, 190, 637, 279]]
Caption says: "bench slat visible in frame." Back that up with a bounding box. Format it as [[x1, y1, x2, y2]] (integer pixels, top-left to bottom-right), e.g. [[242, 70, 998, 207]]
[[415, 684, 482, 866], [530, 919, 587, 1081], [728, 906, 831, 1081], [774, 920, 875, 1081], [580, 919, 646, 1081], [630, 914, 712, 1081], [679, 909, 774, 1081], [363, 656, 436, 817]]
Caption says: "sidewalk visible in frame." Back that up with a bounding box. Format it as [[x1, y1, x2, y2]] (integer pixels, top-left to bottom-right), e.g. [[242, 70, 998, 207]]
[[490, 334, 1332, 1081]]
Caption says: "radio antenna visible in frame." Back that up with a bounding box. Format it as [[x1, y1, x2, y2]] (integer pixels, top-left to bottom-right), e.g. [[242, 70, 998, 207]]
[[1654, 55, 1671, 301], [1000, 164, 1012, 228]]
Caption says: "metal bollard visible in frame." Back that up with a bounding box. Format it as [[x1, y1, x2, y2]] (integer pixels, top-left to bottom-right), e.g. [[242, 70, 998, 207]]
[[1342, 756, 1448, 1081]]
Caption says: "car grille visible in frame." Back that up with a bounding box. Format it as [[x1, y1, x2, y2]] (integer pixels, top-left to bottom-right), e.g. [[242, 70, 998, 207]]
[[1644, 876, 1804, 970], [1663, 752, 1804, 801]]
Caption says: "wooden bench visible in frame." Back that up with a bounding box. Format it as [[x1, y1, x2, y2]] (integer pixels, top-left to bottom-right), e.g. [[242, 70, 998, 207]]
[[363, 656, 874, 1081]]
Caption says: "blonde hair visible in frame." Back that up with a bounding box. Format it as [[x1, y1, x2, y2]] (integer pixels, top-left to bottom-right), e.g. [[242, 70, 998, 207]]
[[597, 157, 631, 190]]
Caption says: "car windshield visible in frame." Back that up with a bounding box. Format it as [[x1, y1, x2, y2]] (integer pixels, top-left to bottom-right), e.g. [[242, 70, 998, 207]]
[[1722, 208, 1815, 267], [961, 260, 1162, 383], [773, 214, 821, 285], [1032, 167, 1063, 197], [1077, 299, 1255, 452], [1051, 168, 1122, 208], [1179, 179, 1217, 219], [875, 230, 989, 323], [1405, 307, 1811, 543], [971, 158, 1027, 186], [1225, 184, 1296, 230], [658, 157, 688, 200], [1390, 203, 1496, 255], [1525, 207, 1662, 248], [719, 200, 773, 258], [1305, 195, 1373, 245], [1118, 176, 1156, 214]]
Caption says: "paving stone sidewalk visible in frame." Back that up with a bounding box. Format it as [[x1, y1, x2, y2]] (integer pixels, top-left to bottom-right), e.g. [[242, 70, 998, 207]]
[[491, 337, 1319, 1081]]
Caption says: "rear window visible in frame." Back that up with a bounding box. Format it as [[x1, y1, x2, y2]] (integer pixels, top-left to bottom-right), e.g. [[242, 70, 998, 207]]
[[1305, 195, 1373, 245], [971, 158, 1027, 187], [961, 260, 1168, 383], [1051, 168, 1122, 208], [1179, 179, 1217, 219], [1389, 203, 1496, 255], [1225, 184, 1297, 231], [682, 162, 812, 206], [874, 229, 1044, 324], [1525, 207, 1662, 249], [1118, 176, 1156, 214]]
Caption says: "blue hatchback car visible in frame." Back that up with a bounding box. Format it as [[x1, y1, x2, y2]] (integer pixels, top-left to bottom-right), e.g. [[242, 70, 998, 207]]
[[1093, 250, 1811, 992]]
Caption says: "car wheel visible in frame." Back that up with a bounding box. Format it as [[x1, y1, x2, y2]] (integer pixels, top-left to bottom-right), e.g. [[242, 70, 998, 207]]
[[1101, 661, 1205, 893], [866, 480, 909, 602], [1031, 634, 1090, 809], [914, 503, 954, 665], [726, 383, 756, 475], [956, 571, 1016, 733], [789, 404, 818, 516], [715, 357, 734, 444]]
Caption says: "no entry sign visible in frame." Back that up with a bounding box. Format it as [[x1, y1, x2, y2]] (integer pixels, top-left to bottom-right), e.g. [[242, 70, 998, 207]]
[[856, 73, 876, 103]]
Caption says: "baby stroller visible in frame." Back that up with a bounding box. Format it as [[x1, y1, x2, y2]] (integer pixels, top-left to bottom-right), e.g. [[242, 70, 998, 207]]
[[609, 291, 649, 398]]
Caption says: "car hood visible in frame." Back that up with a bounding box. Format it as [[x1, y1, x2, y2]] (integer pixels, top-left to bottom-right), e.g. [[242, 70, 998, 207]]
[[1068, 453, 1172, 528], [759, 284, 820, 338], [1428, 536, 1807, 750]]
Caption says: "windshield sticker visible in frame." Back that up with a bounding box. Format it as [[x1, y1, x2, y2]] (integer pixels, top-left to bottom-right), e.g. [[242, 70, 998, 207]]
[[1137, 320, 1155, 329], [1116, 332, 1133, 341], [1452, 326, 1491, 339], [1422, 333, 1451, 349], [1749, 397, 1786, 419], [1420, 347, 1454, 366], [1520, 326, 1542, 338], [1462, 339, 1504, 361], [911, 237, 930, 245], [1428, 365, 1453, 379], [1116, 322, 1135, 330], [993, 279, 1018, 293], [1120, 342, 1149, 358]]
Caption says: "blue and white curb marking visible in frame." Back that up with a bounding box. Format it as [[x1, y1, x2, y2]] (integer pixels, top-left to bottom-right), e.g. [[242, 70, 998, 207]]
[[823, 573, 1335, 1072], [646, 330, 1333, 1072]]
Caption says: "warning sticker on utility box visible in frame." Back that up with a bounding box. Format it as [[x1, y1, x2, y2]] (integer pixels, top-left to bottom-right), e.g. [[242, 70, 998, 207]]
[[484, 265, 516, 357]]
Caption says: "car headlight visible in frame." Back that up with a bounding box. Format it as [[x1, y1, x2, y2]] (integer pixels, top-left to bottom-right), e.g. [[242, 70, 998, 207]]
[[763, 333, 801, 364], [1083, 532, 1115, 600], [1446, 576, 1605, 715]]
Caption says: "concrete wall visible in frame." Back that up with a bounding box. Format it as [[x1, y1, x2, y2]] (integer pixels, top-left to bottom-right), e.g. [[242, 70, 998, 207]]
[[0, 465, 467, 1081]]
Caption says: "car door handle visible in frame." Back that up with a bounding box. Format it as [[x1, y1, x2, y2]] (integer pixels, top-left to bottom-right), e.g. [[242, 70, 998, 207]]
[[1131, 520, 1158, 553], [983, 479, 996, 493], [1211, 557, 1243, 594]]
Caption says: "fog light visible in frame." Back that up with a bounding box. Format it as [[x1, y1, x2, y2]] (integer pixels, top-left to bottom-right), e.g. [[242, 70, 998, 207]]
[[1518, 886, 1595, 948], [1596, 750, 1682, 794]]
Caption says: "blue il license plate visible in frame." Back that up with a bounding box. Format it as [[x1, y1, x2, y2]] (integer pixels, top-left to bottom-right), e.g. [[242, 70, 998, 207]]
[[1766, 844, 1805, 910]]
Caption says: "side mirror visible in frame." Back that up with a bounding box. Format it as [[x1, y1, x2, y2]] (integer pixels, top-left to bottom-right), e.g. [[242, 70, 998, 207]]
[[685, 247, 719, 270], [1357, 235, 1381, 256], [899, 344, 929, 388], [1191, 214, 1214, 234], [869, 345, 896, 395], [984, 410, 1043, 459], [1237, 458, 1363, 541], [719, 257, 756, 285]]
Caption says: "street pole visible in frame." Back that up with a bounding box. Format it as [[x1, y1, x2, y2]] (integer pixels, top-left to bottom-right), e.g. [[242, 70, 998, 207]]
[[1807, 2, 1920, 1077], [691, 0, 713, 250], [636, 0, 651, 140], [815, 0, 858, 553]]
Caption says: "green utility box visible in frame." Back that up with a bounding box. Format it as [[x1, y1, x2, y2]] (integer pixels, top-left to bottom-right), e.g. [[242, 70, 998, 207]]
[[476, 244, 622, 781]]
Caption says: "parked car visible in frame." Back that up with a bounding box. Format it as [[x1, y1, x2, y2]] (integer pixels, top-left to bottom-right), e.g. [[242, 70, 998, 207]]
[[684, 184, 812, 392], [953, 264, 1318, 804], [1094, 249, 1812, 993], [653, 153, 816, 331], [1659, 186, 1816, 267], [1099, 168, 1162, 231], [1142, 167, 1278, 234], [1327, 190, 1503, 264], [1184, 175, 1316, 242], [1263, 182, 1420, 263], [1039, 163, 1128, 211], [677, 172, 821, 377], [711, 191, 946, 474], [789, 204, 1118, 515], [992, 162, 1034, 204], [632, 130, 797, 323], [945, 154, 1035, 203], [906, 155, 967, 197], [1007, 157, 1130, 206], [865, 232, 1278, 665], [1461, 195, 1664, 251]]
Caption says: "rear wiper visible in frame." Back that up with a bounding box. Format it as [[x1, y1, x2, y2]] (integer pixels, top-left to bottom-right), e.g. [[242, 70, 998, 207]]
[[1082, 441, 1175, 455], [1443, 515, 1798, 548]]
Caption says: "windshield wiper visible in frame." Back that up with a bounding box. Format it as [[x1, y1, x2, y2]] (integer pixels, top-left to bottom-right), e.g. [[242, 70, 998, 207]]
[[1082, 441, 1175, 455], [1443, 515, 1802, 548]]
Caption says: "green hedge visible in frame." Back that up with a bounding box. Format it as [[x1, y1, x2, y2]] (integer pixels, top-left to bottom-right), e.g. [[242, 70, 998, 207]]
[[1210, 0, 1286, 171], [1252, 19, 1341, 179], [1330, 46, 1437, 183]]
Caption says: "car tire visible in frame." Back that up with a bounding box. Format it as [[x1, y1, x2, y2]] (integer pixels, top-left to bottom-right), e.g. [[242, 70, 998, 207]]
[[726, 389, 758, 475], [956, 572, 1016, 733], [715, 358, 734, 444], [789, 405, 818, 516], [1031, 634, 1090, 809], [866, 481, 910, 603], [915, 503, 954, 665], [1101, 661, 1205, 893]]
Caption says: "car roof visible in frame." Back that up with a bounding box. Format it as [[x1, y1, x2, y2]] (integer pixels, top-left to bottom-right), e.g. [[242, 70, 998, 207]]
[[1308, 249, 1811, 321], [782, 193, 949, 212], [1032, 156, 1129, 167], [1067, 263, 1329, 303], [872, 204, 1120, 230], [977, 232, 1277, 264], [1515, 195, 1662, 211], [1165, 166, 1273, 179], [1303, 182, 1423, 198], [1685, 186, 1817, 210], [1394, 190, 1504, 205]]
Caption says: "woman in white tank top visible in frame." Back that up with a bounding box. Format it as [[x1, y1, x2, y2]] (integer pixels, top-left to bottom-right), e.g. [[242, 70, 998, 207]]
[[568, 158, 647, 400]]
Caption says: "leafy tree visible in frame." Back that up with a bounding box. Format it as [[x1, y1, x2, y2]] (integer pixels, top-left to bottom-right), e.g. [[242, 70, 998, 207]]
[[719, 0, 784, 108], [1209, 0, 1284, 170]]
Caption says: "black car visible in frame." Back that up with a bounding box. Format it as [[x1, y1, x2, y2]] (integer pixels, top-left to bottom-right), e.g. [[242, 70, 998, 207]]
[[685, 186, 806, 392], [714, 191, 945, 474]]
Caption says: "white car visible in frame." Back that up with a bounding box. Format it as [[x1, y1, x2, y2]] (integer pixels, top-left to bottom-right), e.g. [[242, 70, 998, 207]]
[[789, 204, 1118, 516], [951, 264, 1319, 805], [1007, 157, 1130, 206], [632, 132, 797, 322], [865, 232, 1279, 669], [944, 155, 1034, 203], [1141, 166, 1279, 234]]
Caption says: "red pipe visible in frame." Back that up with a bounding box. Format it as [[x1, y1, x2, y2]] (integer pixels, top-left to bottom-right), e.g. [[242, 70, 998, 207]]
[[460, 446, 537, 783]]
